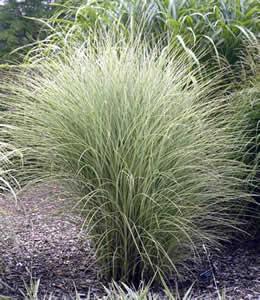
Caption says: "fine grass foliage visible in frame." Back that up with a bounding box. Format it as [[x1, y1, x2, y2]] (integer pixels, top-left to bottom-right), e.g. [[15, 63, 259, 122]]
[[13, 277, 196, 300], [0, 129, 21, 199], [232, 41, 259, 187], [231, 41, 260, 227], [1, 38, 253, 284]]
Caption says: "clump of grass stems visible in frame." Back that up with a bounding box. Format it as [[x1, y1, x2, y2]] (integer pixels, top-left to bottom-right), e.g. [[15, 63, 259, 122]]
[[1, 37, 254, 285], [0, 124, 21, 199], [230, 41, 260, 228]]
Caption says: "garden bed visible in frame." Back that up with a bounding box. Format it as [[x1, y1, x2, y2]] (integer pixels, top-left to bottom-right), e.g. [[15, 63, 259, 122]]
[[0, 184, 259, 299]]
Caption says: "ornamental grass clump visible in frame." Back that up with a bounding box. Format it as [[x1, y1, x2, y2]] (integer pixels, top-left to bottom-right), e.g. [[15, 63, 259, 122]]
[[1, 39, 252, 284]]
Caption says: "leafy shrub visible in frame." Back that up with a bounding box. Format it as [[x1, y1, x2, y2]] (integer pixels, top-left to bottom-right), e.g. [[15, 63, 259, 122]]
[[2, 38, 253, 284]]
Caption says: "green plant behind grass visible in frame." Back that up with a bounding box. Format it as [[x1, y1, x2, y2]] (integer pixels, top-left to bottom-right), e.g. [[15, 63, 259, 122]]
[[2, 38, 253, 284], [164, 0, 259, 65], [29, 0, 259, 66]]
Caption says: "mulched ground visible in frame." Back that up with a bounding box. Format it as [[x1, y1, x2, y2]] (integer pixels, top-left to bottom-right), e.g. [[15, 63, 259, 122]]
[[189, 238, 260, 299], [0, 184, 103, 299], [0, 184, 259, 299]]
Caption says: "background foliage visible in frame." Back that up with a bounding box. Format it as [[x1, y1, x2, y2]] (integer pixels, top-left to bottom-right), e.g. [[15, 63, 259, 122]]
[[0, 0, 62, 62], [39, 0, 259, 68]]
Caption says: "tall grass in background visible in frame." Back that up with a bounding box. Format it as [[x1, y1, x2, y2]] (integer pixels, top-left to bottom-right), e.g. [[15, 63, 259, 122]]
[[27, 0, 259, 68], [1, 37, 254, 284]]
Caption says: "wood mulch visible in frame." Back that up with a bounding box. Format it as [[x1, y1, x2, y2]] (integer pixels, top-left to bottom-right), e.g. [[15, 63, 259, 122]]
[[0, 184, 259, 299], [0, 184, 103, 299]]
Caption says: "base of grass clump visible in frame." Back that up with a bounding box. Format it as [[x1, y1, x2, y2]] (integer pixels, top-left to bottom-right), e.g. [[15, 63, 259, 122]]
[[0, 182, 259, 299], [1, 37, 254, 285]]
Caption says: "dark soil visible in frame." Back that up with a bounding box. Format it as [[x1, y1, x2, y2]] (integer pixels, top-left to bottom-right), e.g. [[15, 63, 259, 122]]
[[0, 184, 259, 299]]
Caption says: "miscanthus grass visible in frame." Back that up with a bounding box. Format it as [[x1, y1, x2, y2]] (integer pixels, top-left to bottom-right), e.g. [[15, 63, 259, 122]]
[[1, 39, 253, 285]]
